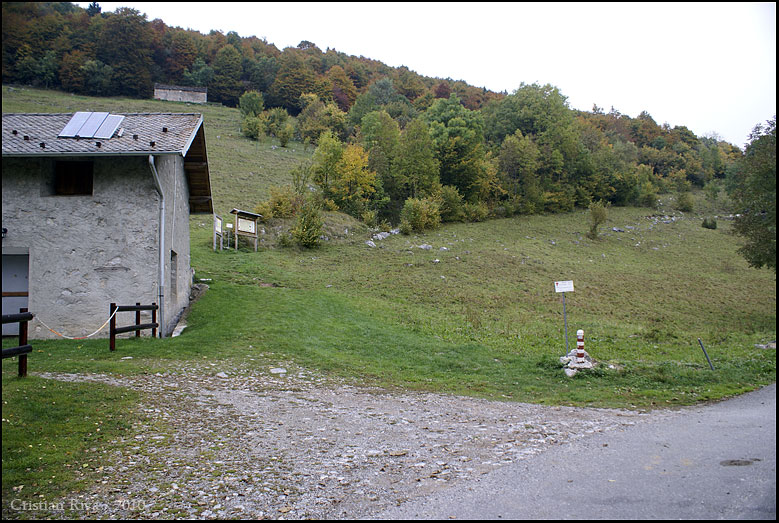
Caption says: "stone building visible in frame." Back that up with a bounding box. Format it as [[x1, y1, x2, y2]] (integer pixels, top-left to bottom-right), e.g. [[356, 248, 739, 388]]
[[1, 111, 213, 338], [153, 84, 208, 104]]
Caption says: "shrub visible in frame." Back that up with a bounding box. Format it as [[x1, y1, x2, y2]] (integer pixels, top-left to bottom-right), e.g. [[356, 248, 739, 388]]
[[636, 181, 658, 208], [702, 218, 718, 230], [265, 107, 289, 137], [586, 200, 609, 240], [360, 209, 378, 227], [675, 191, 694, 212], [239, 90, 264, 118], [254, 185, 300, 220], [463, 202, 489, 222], [399, 197, 441, 234], [543, 189, 576, 213], [292, 201, 324, 248], [438, 185, 465, 222], [277, 123, 294, 147], [241, 115, 264, 141]]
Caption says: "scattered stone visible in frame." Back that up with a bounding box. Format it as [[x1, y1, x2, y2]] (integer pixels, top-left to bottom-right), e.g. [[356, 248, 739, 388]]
[[419, 244, 433, 250], [270, 368, 287, 375], [216, 372, 229, 379], [34, 366, 656, 520], [365, 240, 377, 248], [560, 350, 595, 370]]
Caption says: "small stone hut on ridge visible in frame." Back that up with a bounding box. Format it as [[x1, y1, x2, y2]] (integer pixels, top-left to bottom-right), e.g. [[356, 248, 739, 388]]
[[153, 84, 207, 104]]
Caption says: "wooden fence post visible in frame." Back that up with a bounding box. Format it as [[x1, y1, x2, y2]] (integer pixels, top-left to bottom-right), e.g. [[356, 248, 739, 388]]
[[19, 307, 28, 378], [152, 302, 158, 338], [135, 302, 141, 338], [109, 303, 117, 351]]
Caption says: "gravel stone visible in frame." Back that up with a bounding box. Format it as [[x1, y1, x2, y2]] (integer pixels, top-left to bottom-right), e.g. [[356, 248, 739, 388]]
[[30, 365, 663, 520]]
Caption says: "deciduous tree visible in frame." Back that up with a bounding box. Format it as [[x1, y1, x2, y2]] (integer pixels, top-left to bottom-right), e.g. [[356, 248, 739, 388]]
[[728, 117, 776, 272]]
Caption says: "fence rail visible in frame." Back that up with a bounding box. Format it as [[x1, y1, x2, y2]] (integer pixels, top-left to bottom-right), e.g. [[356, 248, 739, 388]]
[[2, 308, 33, 377], [109, 302, 159, 351]]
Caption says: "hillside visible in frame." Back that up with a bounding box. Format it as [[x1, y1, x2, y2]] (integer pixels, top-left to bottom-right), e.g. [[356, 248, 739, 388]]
[[2, 86, 775, 409]]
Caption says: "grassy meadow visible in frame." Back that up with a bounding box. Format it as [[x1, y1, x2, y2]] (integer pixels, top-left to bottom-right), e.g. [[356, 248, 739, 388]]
[[2, 85, 775, 405], [2, 85, 775, 506]]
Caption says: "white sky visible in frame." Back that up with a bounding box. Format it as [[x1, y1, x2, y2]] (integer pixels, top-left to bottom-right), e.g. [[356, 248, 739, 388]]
[[81, 2, 776, 147]]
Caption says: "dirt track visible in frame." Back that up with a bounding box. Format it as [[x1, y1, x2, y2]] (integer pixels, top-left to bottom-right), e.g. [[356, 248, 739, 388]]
[[18, 363, 669, 519]]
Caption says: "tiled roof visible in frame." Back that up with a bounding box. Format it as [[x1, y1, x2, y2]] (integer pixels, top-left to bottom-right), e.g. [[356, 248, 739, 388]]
[[2, 113, 204, 157], [3, 112, 213, 214]]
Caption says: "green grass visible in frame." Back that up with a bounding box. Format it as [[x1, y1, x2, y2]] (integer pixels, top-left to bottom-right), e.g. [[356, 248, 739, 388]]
[[1, 375, 140, 515]]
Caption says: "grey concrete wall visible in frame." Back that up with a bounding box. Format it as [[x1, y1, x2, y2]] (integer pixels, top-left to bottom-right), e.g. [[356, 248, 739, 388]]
[[154, 154, 192, 335], [1, 155, 192, 339]]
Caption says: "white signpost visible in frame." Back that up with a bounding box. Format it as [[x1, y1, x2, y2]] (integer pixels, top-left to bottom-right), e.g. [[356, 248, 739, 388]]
[[555, 280, 574, 355]]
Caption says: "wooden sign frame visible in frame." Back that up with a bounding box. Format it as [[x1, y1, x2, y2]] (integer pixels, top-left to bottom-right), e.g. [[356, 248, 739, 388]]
[[229, 208, 262, 252]]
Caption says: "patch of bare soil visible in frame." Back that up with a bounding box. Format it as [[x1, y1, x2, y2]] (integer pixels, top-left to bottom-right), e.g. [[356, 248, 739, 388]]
[[29, 364, 668, 520]]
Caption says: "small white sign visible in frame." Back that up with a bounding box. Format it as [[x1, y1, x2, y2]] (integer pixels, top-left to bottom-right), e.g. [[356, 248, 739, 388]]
[[554, 280, 574, 293]]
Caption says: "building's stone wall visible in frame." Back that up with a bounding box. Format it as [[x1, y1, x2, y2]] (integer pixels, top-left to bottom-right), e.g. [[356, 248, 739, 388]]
[[154, 154, 192, 335], [1, 155, 192, 339]]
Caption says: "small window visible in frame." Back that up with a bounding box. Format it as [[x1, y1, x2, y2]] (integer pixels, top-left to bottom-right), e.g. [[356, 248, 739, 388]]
[[54, 161, 93, 195], [170, 250, 178, 301]]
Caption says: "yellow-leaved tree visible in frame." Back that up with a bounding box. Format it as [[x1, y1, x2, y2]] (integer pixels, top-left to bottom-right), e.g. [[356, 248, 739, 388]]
[[332, 144, 378, 216]]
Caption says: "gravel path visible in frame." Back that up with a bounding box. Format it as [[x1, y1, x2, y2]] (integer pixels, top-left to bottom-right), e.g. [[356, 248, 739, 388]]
[[30, 363, 672, 520]]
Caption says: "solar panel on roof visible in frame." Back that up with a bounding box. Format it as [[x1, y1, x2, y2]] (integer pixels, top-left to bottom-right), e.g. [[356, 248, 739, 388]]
[[58, 112, 124, 139], [76, 112, 109, 138], [58, 112, 92, 138], [93, 115, 125, 139]]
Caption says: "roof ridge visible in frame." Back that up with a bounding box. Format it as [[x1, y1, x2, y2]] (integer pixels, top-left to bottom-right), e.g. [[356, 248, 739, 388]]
[[3, 112, 203, 116]]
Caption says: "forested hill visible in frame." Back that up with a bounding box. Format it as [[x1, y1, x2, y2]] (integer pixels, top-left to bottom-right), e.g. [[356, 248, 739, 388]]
[[3, 1, 754, 230], [1, 2, 502, 112]]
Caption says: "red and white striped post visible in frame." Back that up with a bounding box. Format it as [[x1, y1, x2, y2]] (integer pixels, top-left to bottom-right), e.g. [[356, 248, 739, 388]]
[[576, 329, 585, 360]]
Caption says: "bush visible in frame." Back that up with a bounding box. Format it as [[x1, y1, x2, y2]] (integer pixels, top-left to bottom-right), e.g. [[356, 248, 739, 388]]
[[241, 115, 264, 141], [292, 201, 324, 248], [586, 200, 609, 240], [399, 197, 441, 234], [438, 185, 465, 222], [277, 122, 294, 147], [702, 218, 718, 230], [254, 185, 300, 220], [636, 181, 658, 208], [360, 209, 378, 227], [463, 202, 490, 222], [239, 90, 264, 118], [675, 191, 694, 212], [543, 189, 576, 213]]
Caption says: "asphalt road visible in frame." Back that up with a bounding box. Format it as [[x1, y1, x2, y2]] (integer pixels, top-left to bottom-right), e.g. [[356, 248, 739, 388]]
[[375, 383, 776, 520]]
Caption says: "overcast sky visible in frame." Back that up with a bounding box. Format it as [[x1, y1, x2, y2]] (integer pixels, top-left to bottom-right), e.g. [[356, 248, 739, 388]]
[[82, 2, 776, 148]]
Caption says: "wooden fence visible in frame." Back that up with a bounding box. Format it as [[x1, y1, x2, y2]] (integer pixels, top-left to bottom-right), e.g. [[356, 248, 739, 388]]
[[109, 302, 159, 351], [2, 307, 33, 377]]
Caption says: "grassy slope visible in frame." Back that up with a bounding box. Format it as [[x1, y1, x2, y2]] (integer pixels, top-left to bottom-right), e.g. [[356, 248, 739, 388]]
[[2, 85, 775, 506], [2, 85, 775, 408]]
